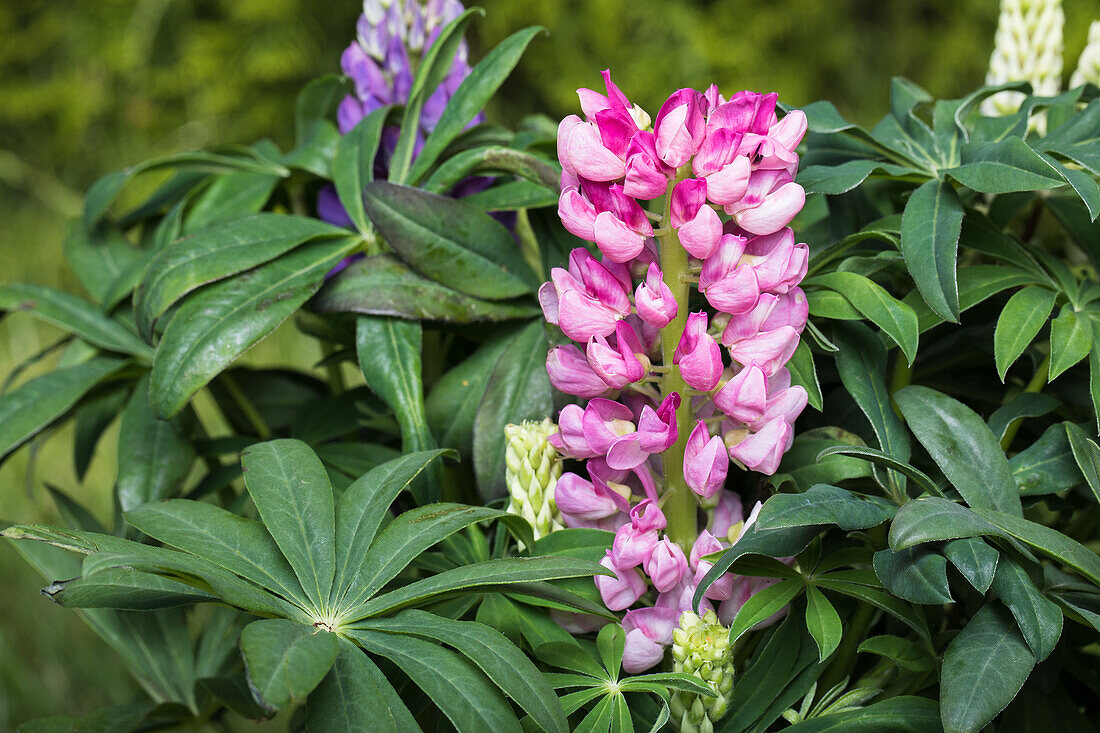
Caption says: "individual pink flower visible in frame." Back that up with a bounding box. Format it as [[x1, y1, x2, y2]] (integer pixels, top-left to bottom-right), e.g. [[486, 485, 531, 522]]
[[558, 186, 599, 240], [645, 537, 689, 592], [611, 499, 667, 568], [621, 606, 678, 673], [683, 421, 729, 499], [596, 551, 647, 611], [690, 530, 734, 601], [635, 263, 678, 328], [724, 170, 805, 235], [725, 416, 794, 475], [547, 345, 609, 398], [555, 472, 622, 521], [538, 260, 631, 344], [712, 364, 768, 423], [587, 320, 648, 390], [670, 178, 722, 259], [606, 392, 679, 470], [674, 312, 724, 391], [624, 131, 675, 200], [653, 88, 705, 168], [558, 115, 626, 182], [581, 398, 637, 455], [698, 234, 758, 315], [737, 229, 809, 295], [711, 490, 745, 540], [548, 405, 599, 459]]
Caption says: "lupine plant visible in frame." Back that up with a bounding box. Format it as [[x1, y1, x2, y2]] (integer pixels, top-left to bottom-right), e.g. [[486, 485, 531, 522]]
[[2, 2, 1100, 732]]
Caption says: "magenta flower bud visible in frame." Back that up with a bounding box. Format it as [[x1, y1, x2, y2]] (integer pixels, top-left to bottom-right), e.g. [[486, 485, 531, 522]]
[[713, 364, 768, 423], [611, 500, 666, 567], [581, 398, 637, 454], [586, 321, 647, 390], [767, 109, 807, 152], [726, 416, 793, 475], [594, 108, 636, 159], [638, 392, 680, 453], [540, 261, 631, 343], [762, 287, 809, 332], [728, 326, 800, 375], [645, 537, 689, 593], [568, 249, 633, 310], [683, 421, 729, 499], [710, 490, 745, 540], [596, 551, 647, 611], [548, 405, 600, 459], [740, 132, 800, 175], [674, 312, 724, 391], [557, 187, 598, 240], [725, 170, 805, 235], [622, 606, 678, 673], [631, 498, 668, 532], [654, 88, 706, 167], [709, 91, 778, 136], [720, 292, 778, 345], [690, 529, 725, 569], [555, 472, 621, 520], [561, 119, 626, 182], [635, 263, 678, 328], [547, 345, 609, 398], [578, 69, 641, 121], [623, 131, 674, 200]]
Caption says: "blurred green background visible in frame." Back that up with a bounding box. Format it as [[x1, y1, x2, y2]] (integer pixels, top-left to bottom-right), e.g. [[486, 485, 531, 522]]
[[0, 0, 1095, 724]]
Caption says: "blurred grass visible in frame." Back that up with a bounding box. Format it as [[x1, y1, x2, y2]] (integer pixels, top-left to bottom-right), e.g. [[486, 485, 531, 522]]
[[1, 0, 1097, 725]]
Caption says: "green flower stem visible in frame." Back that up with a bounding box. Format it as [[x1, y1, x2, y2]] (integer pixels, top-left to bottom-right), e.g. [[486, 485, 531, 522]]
[[999, 352, 1050, 451], [658, 167, 699, 551]]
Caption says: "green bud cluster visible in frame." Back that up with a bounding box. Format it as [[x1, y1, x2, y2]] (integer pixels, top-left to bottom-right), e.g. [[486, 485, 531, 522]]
[[669, 610, 734, 733], [504, 419, 564, 542]]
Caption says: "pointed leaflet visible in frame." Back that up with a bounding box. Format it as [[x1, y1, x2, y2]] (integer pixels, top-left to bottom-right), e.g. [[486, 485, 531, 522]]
[[330, 450, 453, 609], [355, 316, 439, 502], [804, 585, 843, 662], [987, 392, 1059, 442], [116, 376, 195, 512], [63, 221, 145, 306], [408, 26, 545, 184], [44, 568, 216, 610], [993, 286, 1056, 380], [808, 272, 919, 364], [787, 340, 823, 411], [150, 237, 356, 419], [889, 497, 1006, 550], [895, 386, 1022, 515], [873, 547, 953, 605], [940, 604, 1035, 733], [0, 284, 152, 358], [305, 637, 420, 733], [182, 169, 280, 233], [0, 356, 125, 464], [135, 213, 350, 340], [856, 636, 935, 672], [426, 333, 514, 456], [1064, 422, 1100, 506], [242, 440, 336, 614], [730, 579, 805, 643], [124, 499, 311, 611], [473, 320, 553, 498], [333, 106, 392, 237], [944, 538, 999, 594], [991, 556, 1062, 661], [362, 182, 538, 300], [754, 484, 895, 532], [900, 178, 964, 321], [354, 610, 567, 733], [240, 619, 338, 712], [1048, 304, 1092, 381], [347, 628, 522, 733], [781, 696, 943, 732]]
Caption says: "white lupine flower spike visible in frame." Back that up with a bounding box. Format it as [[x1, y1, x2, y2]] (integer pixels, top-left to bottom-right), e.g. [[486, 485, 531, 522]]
[[1071, 20, 1100, 89], [981, 0, 1065, 120]]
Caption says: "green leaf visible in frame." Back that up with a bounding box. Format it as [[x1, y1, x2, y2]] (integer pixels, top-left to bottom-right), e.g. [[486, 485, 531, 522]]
[[944, 537, 999, 594], [907, 264, 1040, 334], [815, 445, 942, 498], [873, 547, 953, 604], [815, 578, 931, 641], [781, 696, 943, 733], [895, 385, 1022, 515], [987, 392, 1059, 441], [314, 254, 540, 322], [124, 499, 311, 610], [388, 8, 483, 183], [356, 610, 567, 733], [240, 619, 338, 712], [1048, 304, 1092, 381], [994, 287, 1057, 380], [150, 237, 355, 418], [808, 272, 919, 364], [991, 556, 1062, 661], [832, 322, 911, 494], [0, 284, 151, 358], [63, 221, 145, 306], [348, 556, 611, 620], [135, 213, 349, 340], [43, 568, 215, 610], [804, 585, 842, 661], [797, 160, 922, 195], [116, 375, 195, 512], [461, 180, 558, 211], [0, 356, 125, 464], [331, 450, 454, 610], [333, 106, 392, 236], [294, 74, 349, 148], [971, 507, 1100, 586], [1036, 97, 1100, 175], [889, 497, 1005, 550], [426, 333, 514, 456], [597, 622, 626, 679], [348, 627, 522, 733], [182, 170, 280, 232], [242, 440, 336, 614], [900, 178, 965, 321], [946, 137, 1067, 193], [756, 484, 895, 531], [787, 341, 823, 411], [1010, 423, 1083, 495], [730, 578, 805, 644], [305, 637, 420, 733], [355, 316, 439, 501], [362, 181, 538, 299], [940, 603, 1035, 733], [856, 635, 935, 672], [423, 146, 559, 194], [409, 26, 546, 184], [473, 320, 552, 498], [1064, 421, 1100, 505]]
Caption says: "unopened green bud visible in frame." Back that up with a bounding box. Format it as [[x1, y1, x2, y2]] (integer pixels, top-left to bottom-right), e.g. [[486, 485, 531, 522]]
[[1071, 21, 1100, 89], [504, 419, 564, 544], [669, 610, 735, 732]]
